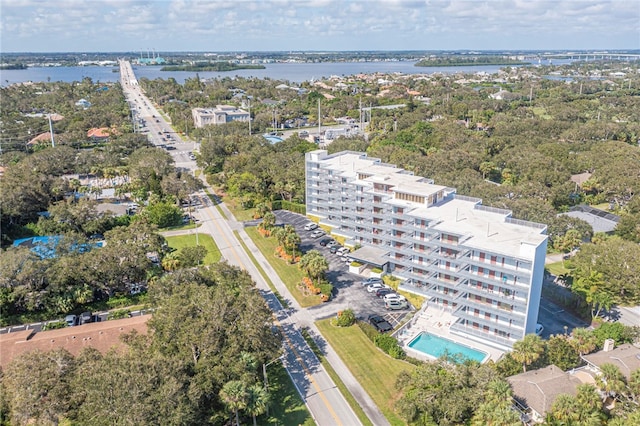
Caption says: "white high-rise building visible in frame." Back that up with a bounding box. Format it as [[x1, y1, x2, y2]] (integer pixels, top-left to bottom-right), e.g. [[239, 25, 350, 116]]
[[305, 150, 548, 349]]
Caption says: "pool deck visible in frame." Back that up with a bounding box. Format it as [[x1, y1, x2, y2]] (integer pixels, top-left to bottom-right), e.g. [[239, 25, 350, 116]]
[[395, 305, 506, 363]]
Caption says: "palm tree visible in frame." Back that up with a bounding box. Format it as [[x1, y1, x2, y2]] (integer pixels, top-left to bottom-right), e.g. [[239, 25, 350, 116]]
[[597, 363, 627, 399], [550, 394, 579, 424], [219, 380, 247, 426], [299, 250, 329, 286], [261, 211, 276, 230], [282, 225, 300, 261], [511, 334, 544, 373], [245, 383, 270, 426], [571, 327, 597, 356]]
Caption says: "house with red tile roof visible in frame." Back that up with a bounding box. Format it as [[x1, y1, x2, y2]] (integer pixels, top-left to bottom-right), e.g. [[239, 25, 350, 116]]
[[27, 132, 55, 146], [87, 127, 111, 140]]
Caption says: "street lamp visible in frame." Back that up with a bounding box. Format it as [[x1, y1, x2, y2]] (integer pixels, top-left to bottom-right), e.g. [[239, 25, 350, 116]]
[[263, 355, 284, 417]]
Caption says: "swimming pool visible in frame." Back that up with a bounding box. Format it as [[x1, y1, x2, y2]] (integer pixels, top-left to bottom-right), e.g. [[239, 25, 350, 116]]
[[407, 332, 487, 363]]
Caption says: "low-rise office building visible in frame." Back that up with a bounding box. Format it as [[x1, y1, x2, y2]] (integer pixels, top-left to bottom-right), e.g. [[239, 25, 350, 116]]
[[305, 150, 548, 349], [192, 105, 250, 128]]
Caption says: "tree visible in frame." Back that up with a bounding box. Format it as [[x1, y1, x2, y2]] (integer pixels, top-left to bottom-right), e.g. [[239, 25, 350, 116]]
[[470, 379, 521, 426], [545, 334, 581, 370], [261, 211, 276, 229], [570, 328, 598, 356], [3, 349, 75, 425], [511, 334, 544, 373], [597, 363, 627, 400], [140, 200, 183, 228], [178, 245, 208, 267], [220, 380, 247, 426], [281, 224, 300, 262], [571, 269, 611, 320], [299, 249, 328, 286], [245, 383, 270, 426], [148, 264, 281, 417]]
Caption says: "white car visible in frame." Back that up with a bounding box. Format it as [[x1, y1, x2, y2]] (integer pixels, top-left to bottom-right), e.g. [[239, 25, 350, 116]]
[[385, 299, 409, 310], [337, 247, 350, 256], [311, 230, 325, 238], [304, 222, 318, 231], [383, 293, 406, 302], [367, 282, 390, 293]]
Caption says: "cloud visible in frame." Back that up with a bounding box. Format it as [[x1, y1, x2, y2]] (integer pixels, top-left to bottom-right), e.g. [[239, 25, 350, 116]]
[[0, 0, 638, 51]]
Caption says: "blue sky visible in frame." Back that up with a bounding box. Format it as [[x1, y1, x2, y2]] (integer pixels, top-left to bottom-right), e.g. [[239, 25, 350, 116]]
[[1, 0, 638, 53]]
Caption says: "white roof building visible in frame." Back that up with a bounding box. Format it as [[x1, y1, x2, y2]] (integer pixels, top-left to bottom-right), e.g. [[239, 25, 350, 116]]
[[191, 105, 250, 128]]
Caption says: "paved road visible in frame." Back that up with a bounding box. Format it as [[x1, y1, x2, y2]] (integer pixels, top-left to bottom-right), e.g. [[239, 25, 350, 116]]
[[194, 191, 365, 426]]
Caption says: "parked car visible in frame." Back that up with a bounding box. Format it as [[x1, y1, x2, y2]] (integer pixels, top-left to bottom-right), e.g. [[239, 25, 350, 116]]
[[65, 314, 78, 327], [367, 282, 389, 293], [79, 311, 93, 325], [385, 299, 409, 310], [311, 230, 325, 238], [319, 238, 333, 247], [337, 247, 350, 256], [329, 245, 339, 254], [368, 315, 393, 333], [343, 256, 353, 265], [361, 277, 382, 286], [375, 288, 393, 298], [304, 222, 318, 231], [383, 293, 406, 302], [326, 240, 338, 248]]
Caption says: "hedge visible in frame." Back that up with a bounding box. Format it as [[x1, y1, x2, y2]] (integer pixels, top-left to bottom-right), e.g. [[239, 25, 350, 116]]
[[272, 200, 306, 215]]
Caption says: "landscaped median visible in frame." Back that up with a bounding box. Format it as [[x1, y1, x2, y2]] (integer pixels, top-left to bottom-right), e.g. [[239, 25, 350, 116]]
[[316, 318, 416, 426], [245, 226, 323, 308]]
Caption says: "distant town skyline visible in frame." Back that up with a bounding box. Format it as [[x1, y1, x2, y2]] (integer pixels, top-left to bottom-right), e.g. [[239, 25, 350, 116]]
[[1, 0, 639, 53]]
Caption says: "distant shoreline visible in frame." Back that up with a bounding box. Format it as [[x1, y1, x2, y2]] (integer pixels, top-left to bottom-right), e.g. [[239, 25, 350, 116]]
[[415, 58, 529, 67], [160, 63, 266, 72]]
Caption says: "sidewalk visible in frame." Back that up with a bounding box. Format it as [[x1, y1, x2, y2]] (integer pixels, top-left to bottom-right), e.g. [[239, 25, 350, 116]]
[[219, 202, 391, 426]]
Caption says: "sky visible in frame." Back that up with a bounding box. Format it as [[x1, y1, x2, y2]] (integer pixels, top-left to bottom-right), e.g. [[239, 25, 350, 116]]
[[1, 0, 639, 53]]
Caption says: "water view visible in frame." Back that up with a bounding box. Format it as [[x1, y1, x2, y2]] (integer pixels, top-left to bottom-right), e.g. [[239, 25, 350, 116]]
[[0, 60, 569, 85]]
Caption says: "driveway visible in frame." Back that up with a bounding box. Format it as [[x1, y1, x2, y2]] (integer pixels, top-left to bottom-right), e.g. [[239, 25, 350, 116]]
[[273, 210, 413, 325]]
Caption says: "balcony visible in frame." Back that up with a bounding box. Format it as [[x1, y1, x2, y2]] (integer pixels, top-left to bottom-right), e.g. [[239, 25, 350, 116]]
[[466, 257, 532, 280], [463, 285, 528, 310], [450, 321, 519, 348], [455, 303, 524, 333], [456, 268, 531, 291], [398, 281, 430, 298]]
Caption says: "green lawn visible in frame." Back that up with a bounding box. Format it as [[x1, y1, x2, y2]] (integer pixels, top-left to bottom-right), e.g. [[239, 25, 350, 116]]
[[223, 196, 257, 221], [316, 319, 415, 426], [546, 261, 571, 277], [245, 227, 322, 308], [159, 222, 198, 232], [164, 233, 221, 264], [265, 362, 314, 425]]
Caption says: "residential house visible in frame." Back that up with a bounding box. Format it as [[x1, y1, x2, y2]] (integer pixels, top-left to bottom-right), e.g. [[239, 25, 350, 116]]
[[582, 342, 640, 381], [507, 365, 583, 423], [87, 127, 111, 141]]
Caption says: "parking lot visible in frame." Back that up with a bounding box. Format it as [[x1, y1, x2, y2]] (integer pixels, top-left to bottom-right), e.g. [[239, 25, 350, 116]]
[[274, 210, 413, 325]]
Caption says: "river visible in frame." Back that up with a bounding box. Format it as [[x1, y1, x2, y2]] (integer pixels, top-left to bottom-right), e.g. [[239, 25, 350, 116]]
[[0, 60, 570, 85]]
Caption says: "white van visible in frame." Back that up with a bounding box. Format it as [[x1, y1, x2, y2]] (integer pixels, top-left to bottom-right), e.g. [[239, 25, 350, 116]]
[[304, 222, 318, 231]]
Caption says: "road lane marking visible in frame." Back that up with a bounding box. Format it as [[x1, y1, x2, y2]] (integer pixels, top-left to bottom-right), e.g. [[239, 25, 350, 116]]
[[274, 316, 344, 426], [195, 193, 349, 424]]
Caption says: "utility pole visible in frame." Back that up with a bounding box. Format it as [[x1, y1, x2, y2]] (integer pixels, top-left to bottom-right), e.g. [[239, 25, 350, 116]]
[[47, 114, 55, 147], [248, 98, 251, 136]]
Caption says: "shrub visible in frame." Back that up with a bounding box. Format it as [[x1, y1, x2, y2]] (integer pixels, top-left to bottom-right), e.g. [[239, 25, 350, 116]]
[[108, 309, 130, 320], [335, 309, 356, 327], [374, 334, 406, 359], [43, 320, 67, 331], [319, 283, 333, 298], [357, 321, 380, 342], [371, 267, 383, 274]]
